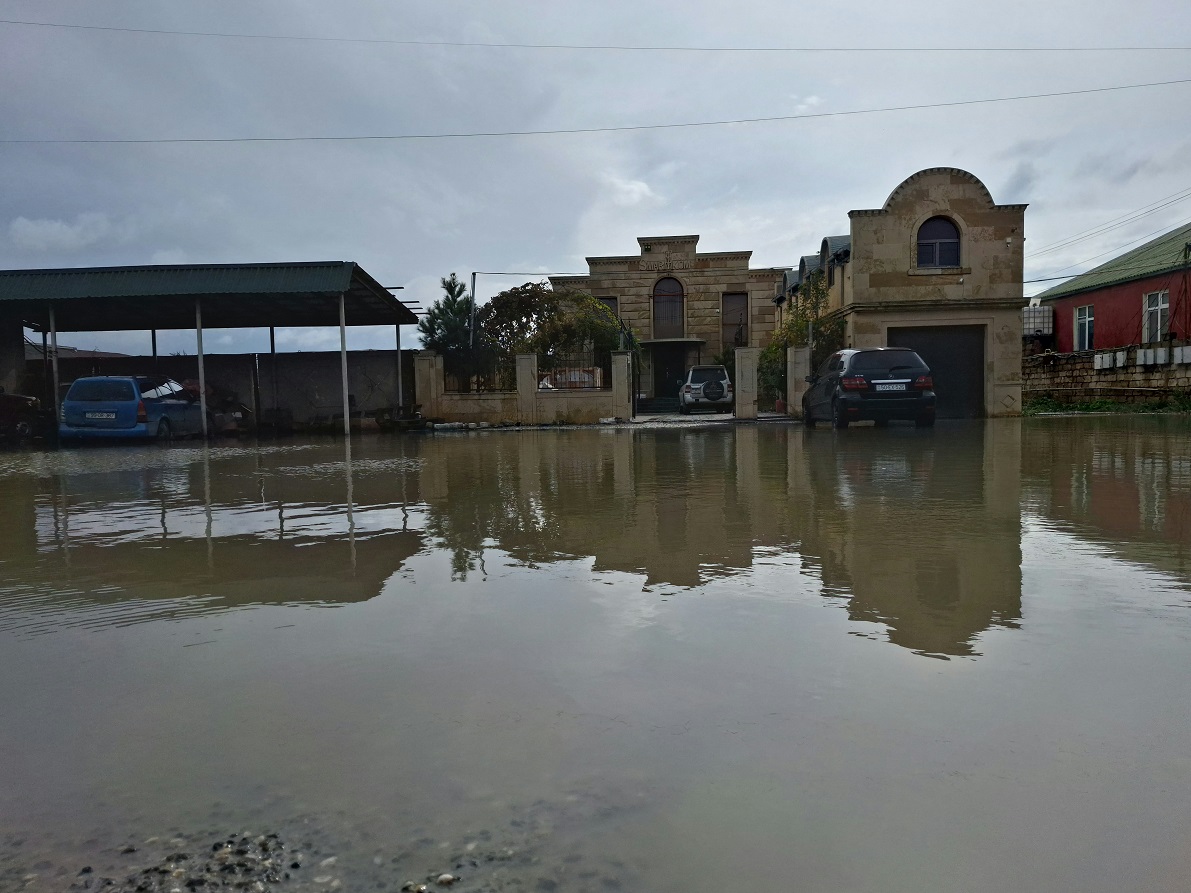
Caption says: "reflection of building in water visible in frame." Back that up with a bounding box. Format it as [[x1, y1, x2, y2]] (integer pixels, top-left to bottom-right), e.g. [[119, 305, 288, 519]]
[[421, 425, 1023, 658], [788, 422, 1023, 658], [1023, 419, 1191, 583]]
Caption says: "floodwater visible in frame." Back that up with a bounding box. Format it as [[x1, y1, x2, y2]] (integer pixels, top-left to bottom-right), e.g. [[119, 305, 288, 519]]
[[0, 418, 1189, 892]]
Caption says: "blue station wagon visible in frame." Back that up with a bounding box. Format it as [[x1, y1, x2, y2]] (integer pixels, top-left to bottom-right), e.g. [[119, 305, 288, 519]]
[[59, 376, 204, 441]]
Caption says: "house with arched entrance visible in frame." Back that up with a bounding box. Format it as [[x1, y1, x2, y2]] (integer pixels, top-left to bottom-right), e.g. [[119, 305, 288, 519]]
[[549, 235, 786, 406]]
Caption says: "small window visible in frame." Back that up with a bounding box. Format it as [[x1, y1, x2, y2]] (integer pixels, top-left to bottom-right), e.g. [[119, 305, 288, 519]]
[[917, 217, 960, 268], [721, 293, 748, 347], [1075, 305, 1094, 351], [597, 296, 618, 318], [1143, 291, 1169, 343]]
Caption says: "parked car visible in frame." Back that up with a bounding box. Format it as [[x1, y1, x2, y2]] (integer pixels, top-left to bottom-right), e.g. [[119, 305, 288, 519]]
[[679, 365, 734, 414], [802, 348, 936, 428], [0, 387, 50, 442], [59, 376, 205, 442]]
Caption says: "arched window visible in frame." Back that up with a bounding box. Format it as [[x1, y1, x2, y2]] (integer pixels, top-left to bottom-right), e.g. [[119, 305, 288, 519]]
[[917, 217, 960, 268], [653, 277, 684, 339]]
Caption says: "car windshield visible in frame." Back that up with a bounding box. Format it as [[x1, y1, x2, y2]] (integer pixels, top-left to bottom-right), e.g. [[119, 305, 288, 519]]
[[849, 351, 927, 375], [66, 380, 136, 402], [690, 368, 725, 385]]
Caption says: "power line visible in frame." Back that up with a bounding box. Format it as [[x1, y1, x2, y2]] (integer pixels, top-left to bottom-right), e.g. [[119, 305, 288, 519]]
[[1027, 185, 1191, 257], [3, 18, 1190, 52], [4, 77, 1189, 146]]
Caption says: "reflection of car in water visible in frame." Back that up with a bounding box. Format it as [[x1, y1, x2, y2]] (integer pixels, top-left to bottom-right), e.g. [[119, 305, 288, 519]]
[[679, 365, 734, 414], [59, 376, 205, 442], [0, 387, 51, 442], [803, 348, 936, 428]]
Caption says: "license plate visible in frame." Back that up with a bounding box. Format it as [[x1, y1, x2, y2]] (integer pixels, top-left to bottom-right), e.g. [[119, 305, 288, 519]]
[[85, 411, 116, 419], [874, 383, 906, 392]]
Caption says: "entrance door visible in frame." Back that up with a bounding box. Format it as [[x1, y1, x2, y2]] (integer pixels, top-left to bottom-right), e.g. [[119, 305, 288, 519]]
[[652, 344, 688, 399], [887, 325, 985, 418]]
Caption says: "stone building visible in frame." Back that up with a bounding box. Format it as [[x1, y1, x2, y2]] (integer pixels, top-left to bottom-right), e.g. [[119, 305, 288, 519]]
[[549, 235, 786, 403], [790, 168, 1027, 418]]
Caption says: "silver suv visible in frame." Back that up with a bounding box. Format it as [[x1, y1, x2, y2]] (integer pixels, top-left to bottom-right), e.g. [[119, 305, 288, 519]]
[[679, 366, 734, 414]]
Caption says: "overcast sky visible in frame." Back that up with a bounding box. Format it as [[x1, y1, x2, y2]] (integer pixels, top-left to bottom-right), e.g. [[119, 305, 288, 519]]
[[2, 0, 1190, 355]]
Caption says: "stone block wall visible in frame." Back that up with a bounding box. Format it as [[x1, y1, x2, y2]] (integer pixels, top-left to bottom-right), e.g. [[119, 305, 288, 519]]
[[1022, 341, 1191, 404]]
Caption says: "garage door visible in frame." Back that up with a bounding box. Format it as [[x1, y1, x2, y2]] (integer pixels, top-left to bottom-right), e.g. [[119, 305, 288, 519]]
[[887, 325, 985, 419]]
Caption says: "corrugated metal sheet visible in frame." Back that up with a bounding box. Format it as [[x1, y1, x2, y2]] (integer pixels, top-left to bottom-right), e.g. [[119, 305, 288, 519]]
[[1037, 222, 1191, 302], [822, 235, 852, 258], [0, 262, 416, 331], [0, 261, 356, 301]]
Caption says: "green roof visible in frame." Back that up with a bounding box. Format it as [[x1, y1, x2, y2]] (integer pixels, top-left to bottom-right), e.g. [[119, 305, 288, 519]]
[[1037, 221, 1191, 302], [0, 261, 416, 332]]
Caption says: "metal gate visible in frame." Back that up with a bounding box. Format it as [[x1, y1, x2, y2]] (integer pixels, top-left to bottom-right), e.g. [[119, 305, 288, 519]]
[[887, 325, 985, 418]]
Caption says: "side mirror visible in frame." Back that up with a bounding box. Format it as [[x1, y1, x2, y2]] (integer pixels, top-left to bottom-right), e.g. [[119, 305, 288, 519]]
[[804, 375, 817, 384]]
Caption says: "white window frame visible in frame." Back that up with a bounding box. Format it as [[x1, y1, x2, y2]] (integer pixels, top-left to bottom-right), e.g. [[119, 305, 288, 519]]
[[1074, 304, 1094, 351], [1143, 290, 1169, 344]]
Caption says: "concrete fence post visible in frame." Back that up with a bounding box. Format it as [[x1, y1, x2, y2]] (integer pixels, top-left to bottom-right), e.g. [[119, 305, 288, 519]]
[[516, 354, 538, 424], [611, 351, 632, 419], [788, 346, 811, 416], [734, 347, 760, 420]]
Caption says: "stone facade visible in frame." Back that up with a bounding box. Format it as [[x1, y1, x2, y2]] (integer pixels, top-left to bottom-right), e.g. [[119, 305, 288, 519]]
[[1022, 341, 1191, 404], [816, 168, 1028, 417], [550, 235, 786, 399]]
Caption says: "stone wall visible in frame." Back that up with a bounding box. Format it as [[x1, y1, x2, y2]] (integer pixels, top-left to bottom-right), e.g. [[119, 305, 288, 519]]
[[416, 351, 633, 424], [1022, 342, 1191, 404]]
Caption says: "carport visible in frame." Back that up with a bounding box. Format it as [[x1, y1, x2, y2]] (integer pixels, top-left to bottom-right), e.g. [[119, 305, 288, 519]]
[[0, 261, 417, 435]]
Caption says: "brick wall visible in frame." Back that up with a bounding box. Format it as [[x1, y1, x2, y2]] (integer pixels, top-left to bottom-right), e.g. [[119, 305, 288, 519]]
[[1022, 341, 1191, 404]]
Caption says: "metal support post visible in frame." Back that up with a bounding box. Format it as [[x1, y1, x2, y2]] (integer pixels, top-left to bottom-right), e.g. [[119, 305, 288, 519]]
[[196, 299, 208, 438], [48, 304, 61, 423], [339, 292, 351, 437]]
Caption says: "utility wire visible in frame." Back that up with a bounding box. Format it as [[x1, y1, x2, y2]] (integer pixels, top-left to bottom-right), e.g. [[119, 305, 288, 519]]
[[3, 18, 1190, 52], [1030, 213, 1191, 284], [1027, 185, 1191, 257], [4, 78, 1189, 145]]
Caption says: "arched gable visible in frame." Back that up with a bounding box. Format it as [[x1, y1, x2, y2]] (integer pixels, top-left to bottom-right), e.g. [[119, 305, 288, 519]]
[[881, 168, 997, 212]]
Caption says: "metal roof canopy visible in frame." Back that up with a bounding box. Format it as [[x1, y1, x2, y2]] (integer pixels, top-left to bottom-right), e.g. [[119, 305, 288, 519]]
[[0, 261, 417, 331]]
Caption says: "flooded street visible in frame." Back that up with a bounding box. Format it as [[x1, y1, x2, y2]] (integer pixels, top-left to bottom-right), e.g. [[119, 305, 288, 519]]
[[1, 419, 1189, 892]]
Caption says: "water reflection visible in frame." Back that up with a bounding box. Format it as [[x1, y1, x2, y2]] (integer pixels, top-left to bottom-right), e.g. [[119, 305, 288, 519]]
[[0, 424, 1039, 657], [1023, 416, 1191, 584]]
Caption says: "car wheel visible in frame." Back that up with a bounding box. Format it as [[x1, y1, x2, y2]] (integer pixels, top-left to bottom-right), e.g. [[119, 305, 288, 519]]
[[915, 414, 935, 429], [679, 403, 689, 415], [802, 400, 814, 428], [14, 418, 33, 439], [156, 418, 172, 442], [831, 399, 848, 429]]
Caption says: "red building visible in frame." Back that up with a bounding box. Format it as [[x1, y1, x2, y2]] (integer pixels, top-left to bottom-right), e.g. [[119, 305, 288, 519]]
[[1037, 221, 1191, 353]]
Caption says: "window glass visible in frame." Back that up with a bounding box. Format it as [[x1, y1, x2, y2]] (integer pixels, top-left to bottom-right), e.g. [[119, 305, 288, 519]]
[[653, 278, 684, 339], [721, 293, 748, 347], [848, 350, 928, 374], [916, 216, 960, 268], [66, 379, 136, 402], [598, 296, 618, 317], [690, 367, 727, 385], [1143, 291, 1169, 343], [1075, 305, 1094, 351]]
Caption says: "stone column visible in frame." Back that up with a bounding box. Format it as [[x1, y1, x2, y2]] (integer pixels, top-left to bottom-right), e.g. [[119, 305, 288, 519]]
[[516, 354, 538, 424], [734, 347, 760, 420], [413, 351, 440, 419], [611, 350, 632, 420], [787, 346, 811, 417], [0, 310, 24, 395]]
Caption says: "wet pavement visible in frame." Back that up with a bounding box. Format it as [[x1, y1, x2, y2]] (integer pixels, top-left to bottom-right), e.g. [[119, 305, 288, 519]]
[[0, 417, 1189, 892]]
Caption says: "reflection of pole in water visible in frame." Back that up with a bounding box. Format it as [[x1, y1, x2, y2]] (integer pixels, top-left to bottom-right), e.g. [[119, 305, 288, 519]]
[[57, 470, 71, 568], [203, 443, 213, 570], [345, 437, 357, 572]]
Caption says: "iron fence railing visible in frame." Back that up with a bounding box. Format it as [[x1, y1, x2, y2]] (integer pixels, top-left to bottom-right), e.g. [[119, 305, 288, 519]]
[[537, 348, 613, 390], [443, 357, 517, 393]]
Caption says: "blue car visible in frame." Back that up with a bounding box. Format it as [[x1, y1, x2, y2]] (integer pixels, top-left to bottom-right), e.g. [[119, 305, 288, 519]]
[[59, 376, 205, 442]]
